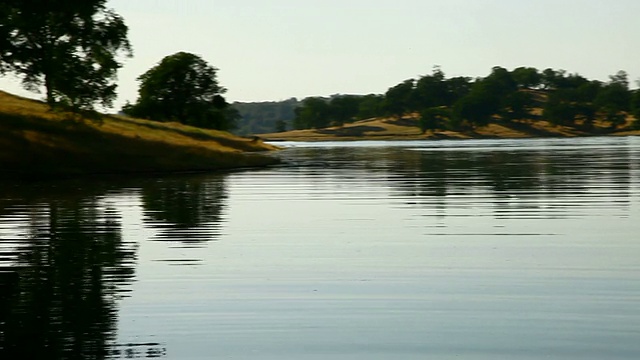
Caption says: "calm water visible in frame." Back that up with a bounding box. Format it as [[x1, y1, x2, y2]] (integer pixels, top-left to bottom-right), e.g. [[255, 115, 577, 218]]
[[1, 136, 639, 359]]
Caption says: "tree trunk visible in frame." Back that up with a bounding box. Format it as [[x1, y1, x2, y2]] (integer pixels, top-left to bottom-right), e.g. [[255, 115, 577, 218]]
[[44, 72, 55, 107]]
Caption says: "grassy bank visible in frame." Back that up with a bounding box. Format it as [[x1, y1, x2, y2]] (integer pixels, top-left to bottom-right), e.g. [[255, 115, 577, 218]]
[[0, 90, 280, 178], [260, 113, 640, 142]]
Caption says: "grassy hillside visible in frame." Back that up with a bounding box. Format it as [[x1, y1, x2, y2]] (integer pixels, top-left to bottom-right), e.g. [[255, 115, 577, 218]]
[[259, 111, 640, 142], [0, 90, 280, 178]]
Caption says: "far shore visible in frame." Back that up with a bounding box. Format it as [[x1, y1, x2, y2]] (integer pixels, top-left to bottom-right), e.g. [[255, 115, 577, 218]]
[[259, 115, 640, 142]]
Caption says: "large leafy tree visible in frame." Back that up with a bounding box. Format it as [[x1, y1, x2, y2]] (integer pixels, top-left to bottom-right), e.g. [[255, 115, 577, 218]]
[[0, 0, 132, 110], [595, 71, 631, 128], [511, 67, 541, 89], [383, 79, 415, 118], [124, 52, 234, 130], [631, 89, 640, 129], [293, 97, 330, 129], [414, 67, 448, 109], [329, 95, 361, 126]]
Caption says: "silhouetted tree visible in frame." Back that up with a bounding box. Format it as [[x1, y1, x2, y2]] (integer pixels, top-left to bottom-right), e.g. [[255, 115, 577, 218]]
[[383, 79, 415, 118], [123, 52, 234, 130], [293, 97, 331, 129], [418, 107, 450, 133], [329, 95, 361, 126], [0, 0, 132, 110], [631, 90, 640, 129], [595, 71, 631, 128], [511, 67, 542, 89], [414, 67, 448, 109], [502, 91, 536, 121], [453, 89, 498, 127], [357, 94, 384, 120], [444, 76, 472, 105]]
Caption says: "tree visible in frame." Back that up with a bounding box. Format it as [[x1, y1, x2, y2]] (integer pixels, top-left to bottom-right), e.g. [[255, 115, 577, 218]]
[[502, 91, 536, 121], [451, 71, 507, 127], [418, 107, 450, 133], [453, 90, 498, 127], [631, 90, 640, 129], [274, 119, 287, 133], [0, 0, 132, 110], [511, 67, 541, 89], [444, 76, 472, 105], [293, 97, 330, 129], [595, 71, 631, 128], [543, 90, 580, 126], [329, 95, 361, 126], [357, 94, 384, 120], [383, 79, 415, 118], [414, 67, 448, 109], [483, 66, 517, 96], [124, 52, 234, 130]]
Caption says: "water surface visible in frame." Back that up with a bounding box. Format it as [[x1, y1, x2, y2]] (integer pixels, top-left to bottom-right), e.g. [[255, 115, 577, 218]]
[[1, 136, 639, 359]]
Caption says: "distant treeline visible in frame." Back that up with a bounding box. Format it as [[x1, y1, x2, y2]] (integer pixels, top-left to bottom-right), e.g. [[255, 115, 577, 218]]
[[234, 66, 640, 135], [232, 98, 299, 135]]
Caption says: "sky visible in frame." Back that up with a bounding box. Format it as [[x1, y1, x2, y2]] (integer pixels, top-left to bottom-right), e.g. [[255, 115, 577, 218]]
[[1, 0, 639, 110]]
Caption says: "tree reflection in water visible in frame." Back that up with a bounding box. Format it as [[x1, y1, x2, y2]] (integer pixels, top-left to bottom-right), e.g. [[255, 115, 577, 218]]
[[142, 174, 227, 246], [0, 190, 141, 359]]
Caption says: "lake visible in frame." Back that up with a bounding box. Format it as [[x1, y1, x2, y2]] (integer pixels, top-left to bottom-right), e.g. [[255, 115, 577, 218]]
[[1, 136, 639, 359]]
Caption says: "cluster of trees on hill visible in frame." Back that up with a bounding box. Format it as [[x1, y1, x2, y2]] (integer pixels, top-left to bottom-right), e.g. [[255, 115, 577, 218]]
[[232, 98, 299, 135], [292, 66, 640, 132], [1, 2, 237, 131]]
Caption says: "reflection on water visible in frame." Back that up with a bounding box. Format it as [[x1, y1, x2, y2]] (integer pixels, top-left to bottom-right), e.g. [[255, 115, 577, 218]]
[[142, 175, 227, 247], [1, 136, 640, 359], [0, 184, 139, 359]]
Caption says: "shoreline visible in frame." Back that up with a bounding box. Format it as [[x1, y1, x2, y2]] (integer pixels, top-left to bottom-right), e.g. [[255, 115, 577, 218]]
[[259, 116, 640, 142]]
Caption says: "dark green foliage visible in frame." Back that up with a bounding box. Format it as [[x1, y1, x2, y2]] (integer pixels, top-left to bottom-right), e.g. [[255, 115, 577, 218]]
[[329, 95, 361, 126], [451, 68, 516, 127], [232, 98, 299, 135], [444, 76, 473, 105], [124, 52, 234, 130], [293, 97, 331, 129], [631, 90, 640, 129], [418, 107, 450, 133], [595, 71, 631, 128], [274, 119, 287, 133], [414, 67, 448, 108], [383, 79, 415, 117], [292, 94, 384, 130], [511, 67, 542, 89], [484, 66, 518, 96], [0, 0, 132, 110], [502, 91, 536, 121], [453, 87, 499, 127], [357, 94, 385, 120], [543, 90, 581, 126], [285, 65, 635, 134]]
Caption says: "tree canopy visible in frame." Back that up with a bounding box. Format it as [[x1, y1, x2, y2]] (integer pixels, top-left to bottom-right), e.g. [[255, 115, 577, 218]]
[[0, 0, 132, 110], [123, 52, 235, 131], [288, 65, 639, 132]]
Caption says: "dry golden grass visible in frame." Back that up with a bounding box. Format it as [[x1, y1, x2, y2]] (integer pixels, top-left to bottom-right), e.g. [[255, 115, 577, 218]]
[[0, 90, 280, 177]]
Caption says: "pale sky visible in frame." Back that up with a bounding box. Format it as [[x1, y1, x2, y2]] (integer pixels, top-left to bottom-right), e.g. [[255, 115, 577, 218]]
[[1, 0, 639, 110]]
